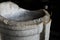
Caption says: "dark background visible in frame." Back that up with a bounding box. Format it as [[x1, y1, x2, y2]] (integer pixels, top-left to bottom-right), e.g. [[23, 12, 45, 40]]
[[0, 0, 60, 40], [49, 0, 60, 40]]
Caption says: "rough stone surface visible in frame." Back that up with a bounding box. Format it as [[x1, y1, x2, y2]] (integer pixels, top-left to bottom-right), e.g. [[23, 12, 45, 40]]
[[0, 1, 51, 40]]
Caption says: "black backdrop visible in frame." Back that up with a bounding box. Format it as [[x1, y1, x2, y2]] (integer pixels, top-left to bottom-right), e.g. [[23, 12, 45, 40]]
[[49, 0, 60, 40], [0, 0, 49, 10], [0, 0, 60, 40]]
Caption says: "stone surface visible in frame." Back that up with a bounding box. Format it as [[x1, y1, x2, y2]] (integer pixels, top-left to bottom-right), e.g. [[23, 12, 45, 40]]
[[0, 1, 51, 40]]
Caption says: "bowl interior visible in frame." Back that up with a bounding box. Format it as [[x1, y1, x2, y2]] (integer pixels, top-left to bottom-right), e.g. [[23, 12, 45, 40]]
[[1, 10, 45, 22]]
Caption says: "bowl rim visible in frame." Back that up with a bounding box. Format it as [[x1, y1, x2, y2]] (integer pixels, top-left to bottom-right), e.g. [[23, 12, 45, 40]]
[[0, 9, 50, 27]]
